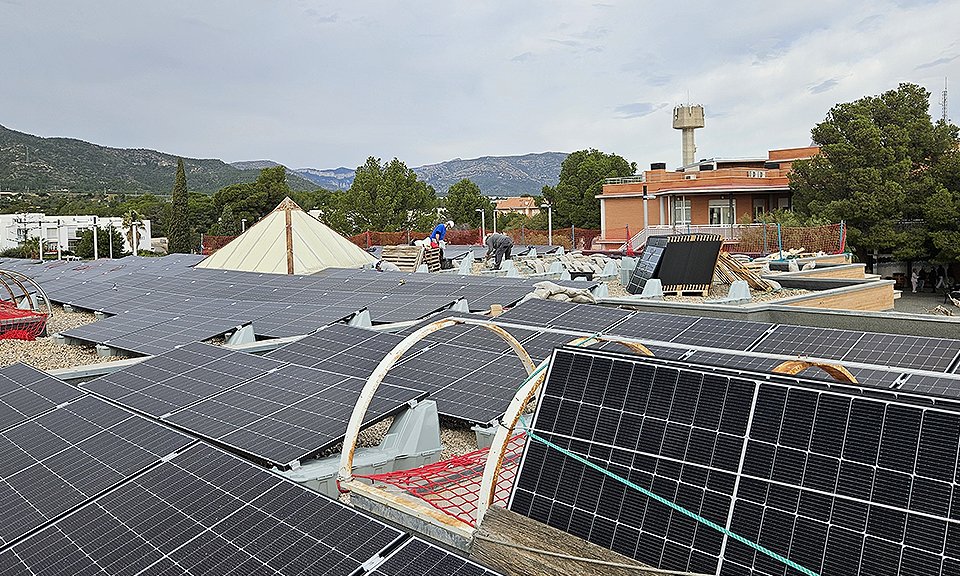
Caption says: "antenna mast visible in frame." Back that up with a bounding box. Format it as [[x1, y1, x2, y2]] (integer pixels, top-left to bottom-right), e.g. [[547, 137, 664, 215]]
[[942, 77, 949, 123]]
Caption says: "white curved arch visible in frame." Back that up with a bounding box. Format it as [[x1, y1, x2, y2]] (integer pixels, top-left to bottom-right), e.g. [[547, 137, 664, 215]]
[[337, 317, 535, 485]]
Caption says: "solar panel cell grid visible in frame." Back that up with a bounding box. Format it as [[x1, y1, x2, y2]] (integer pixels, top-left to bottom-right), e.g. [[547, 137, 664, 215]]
[[0, 364, 81, 433], [749, 325, 865, 360], [82, 343, 284, 417], [0, 395, 193, 548], [0, 444, 405, 576], [671, 318, 772, 350], [512, 348, 960, 575]]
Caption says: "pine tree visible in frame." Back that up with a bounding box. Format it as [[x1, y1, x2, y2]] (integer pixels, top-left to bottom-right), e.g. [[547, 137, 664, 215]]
[[167, 158, 191, 253]]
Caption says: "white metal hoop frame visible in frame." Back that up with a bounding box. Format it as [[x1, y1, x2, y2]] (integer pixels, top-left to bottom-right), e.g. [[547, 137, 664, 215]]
[[337, 317, 536, 486]]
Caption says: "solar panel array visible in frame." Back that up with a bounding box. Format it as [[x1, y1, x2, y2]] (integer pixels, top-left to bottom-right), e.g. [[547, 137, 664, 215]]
[[0, 363, 83, 431], [268, 324, 528, 424], [1, 254, 600, 354], [82, 341, 425, 466], [0, 394, 194, 547], [511, 347, 960, 576]]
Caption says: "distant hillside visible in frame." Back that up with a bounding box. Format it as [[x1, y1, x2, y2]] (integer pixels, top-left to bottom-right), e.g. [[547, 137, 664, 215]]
[[289, 152, 567, 196], [0, 126, 315, 194], [414, 152, 566, 196]]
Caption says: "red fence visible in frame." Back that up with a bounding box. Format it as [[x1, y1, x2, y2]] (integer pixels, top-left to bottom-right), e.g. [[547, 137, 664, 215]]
[[348, 227, 602, 251], [731, 223, 846, 255]]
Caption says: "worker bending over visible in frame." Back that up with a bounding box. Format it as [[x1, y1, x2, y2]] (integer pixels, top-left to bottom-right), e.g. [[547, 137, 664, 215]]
[[484, 233, 513, 270]]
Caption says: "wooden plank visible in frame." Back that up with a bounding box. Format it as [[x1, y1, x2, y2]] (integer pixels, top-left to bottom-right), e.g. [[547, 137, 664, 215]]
[[471, 507, 666, 576]]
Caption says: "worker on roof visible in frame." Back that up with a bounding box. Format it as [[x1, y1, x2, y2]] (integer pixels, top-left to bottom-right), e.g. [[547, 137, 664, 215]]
[[430, 220, 454, 263], [430, 220, 453, 248], [484, 233, 513, 270]]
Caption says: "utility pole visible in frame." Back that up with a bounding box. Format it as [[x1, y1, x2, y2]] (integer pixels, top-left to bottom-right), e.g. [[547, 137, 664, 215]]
[[108, 221, 113, 259]]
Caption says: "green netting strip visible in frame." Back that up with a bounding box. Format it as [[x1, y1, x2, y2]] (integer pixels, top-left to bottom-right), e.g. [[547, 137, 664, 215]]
[[510, 341, 820, 576]]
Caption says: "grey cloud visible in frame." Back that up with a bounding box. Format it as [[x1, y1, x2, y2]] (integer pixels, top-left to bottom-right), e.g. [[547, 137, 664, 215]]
[[855, 14, 883, 32], [511, 52, 534, 63], [647, 74, 672, 87], [615, 102, 668, 119], [915, 55, 959, 70], [809, 78, 840, 94]]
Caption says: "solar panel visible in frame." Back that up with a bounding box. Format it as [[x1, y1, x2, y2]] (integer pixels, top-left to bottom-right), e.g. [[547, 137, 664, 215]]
[[747, 324, 865, 360], [897, 373, 960, 399], [0, 443, 405, 575], [0, 363, 82, 432], [754, 325, 960, 373], [60, 309, 179, 343], [843, 332, 960, 372], [671, 317, 772, 350], [396, 311, 540, 355], [386, 343, 529, 423], [371, 537, 501, 575], [102, 316, 247, 356], [266, 324, 406, 377], [82, 342, 284, 417], [0, 395, 193, 547], [608, 311, 701, 343], [496, 298, 572, 327], [167, 363, 425, 466], [511, 348, 960, 575]]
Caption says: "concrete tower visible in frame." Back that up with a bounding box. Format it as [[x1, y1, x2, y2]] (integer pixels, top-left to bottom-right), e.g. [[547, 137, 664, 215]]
[[673, 104, 705, 167]]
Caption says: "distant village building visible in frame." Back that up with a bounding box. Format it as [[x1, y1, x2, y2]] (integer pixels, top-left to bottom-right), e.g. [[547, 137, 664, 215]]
[[596, 146, 819, 249], [0, 213, 152, 255], [494, 197, 540, 218]]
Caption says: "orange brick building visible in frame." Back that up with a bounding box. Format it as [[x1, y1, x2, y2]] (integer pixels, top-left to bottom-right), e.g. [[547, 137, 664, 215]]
[[494, 197, 540, 218], [597, 146, 819, 248]]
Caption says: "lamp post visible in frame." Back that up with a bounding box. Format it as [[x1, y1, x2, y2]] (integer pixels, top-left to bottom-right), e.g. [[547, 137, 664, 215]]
[[56, 219, 62, 260], [540, 202, 553, 246], [108, 220, 113, 259], [92, 216, 99, 261], [493, 209, 498, 234], [475, 208, 485, 242], [241, 218, 247, 232]]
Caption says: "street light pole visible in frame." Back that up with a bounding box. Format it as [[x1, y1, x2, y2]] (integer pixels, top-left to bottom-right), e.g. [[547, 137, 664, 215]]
[[541, 203, 553, 246], [108, 220, 113, 259], [493, 209, 497, 234], [241, 218, 247, 232], [57, 219, 62, 260], [92, 216, 99, 260], [475, 208, 486, 242]]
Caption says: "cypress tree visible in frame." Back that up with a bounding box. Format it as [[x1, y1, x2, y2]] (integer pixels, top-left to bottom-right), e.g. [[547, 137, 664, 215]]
[[167, 158, 191, 253]]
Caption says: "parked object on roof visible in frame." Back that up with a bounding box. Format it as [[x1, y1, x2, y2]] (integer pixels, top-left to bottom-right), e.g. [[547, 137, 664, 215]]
[[197, 197, 376, 274], [523, 280, 596, 304]]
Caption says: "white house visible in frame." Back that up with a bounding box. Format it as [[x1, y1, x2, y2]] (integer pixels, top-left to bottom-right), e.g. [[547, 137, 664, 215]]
[[0, 213, 152, 256]]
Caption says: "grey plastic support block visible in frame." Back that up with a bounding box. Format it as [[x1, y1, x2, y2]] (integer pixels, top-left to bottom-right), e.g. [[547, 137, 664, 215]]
[[94, 311, 108, 320], [95, 343, 119, 357], [226, 323, 255, 345], [415, 264, 429, 273], [281, 400, 443, 499], [450, 298, 470, 313], [640, 278, 663, 299], [457, 252, 475, 275], [590, 283, 610, 299], [555, 246, 564, 256], [348, 309, 372, 328], [472, 422, 497, 449], [600, 259, 619, 277], [706, 280, 752, 305], [63, 304, 76, 313]]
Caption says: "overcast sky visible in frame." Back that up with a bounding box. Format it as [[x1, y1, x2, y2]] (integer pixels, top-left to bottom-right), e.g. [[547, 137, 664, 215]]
[[2, 1, 958, 172]]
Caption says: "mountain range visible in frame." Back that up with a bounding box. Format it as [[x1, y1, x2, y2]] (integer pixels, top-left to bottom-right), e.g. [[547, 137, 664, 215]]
[[0, 125, 566, 197]]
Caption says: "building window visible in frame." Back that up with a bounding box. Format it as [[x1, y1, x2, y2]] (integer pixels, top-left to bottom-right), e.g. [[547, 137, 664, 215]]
[[777, 196, 790, 210], [753, 198, 767, 220], [747, 170, 766, 178], [672, 199, 691, 225], [708, 199, 736, 225]]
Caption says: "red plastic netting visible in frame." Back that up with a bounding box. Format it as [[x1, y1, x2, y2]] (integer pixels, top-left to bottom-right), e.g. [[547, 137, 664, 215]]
[[728, 223, 846, 256], [202, 235, 239, 255], [0, 302, 47, 341], [354, 434, 527, 527]]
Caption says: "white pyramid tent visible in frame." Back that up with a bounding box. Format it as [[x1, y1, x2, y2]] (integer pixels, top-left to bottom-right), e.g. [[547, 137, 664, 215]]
[[197, 197, 376, 274]]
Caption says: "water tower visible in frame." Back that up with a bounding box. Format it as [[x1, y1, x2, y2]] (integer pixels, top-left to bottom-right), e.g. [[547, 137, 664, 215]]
[[673, 104, 705, 167]]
